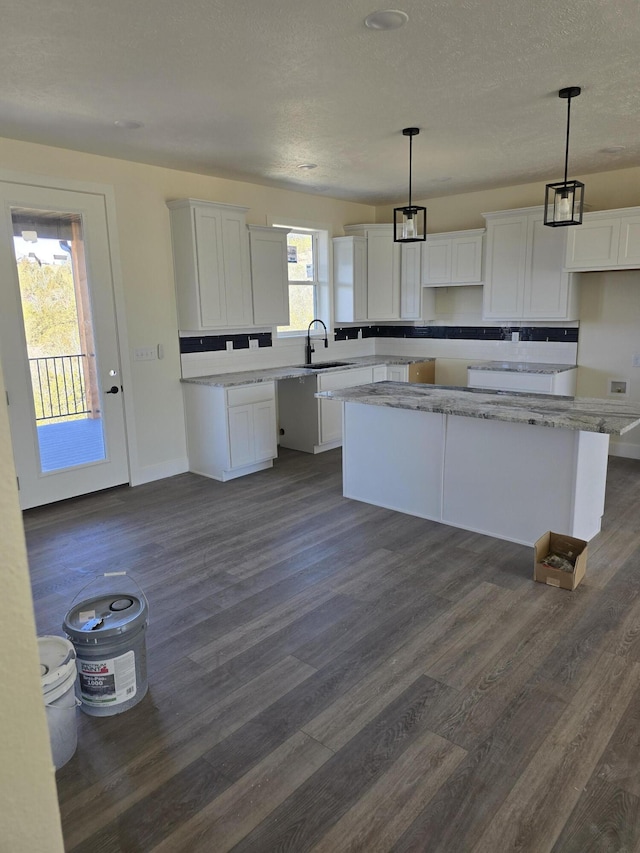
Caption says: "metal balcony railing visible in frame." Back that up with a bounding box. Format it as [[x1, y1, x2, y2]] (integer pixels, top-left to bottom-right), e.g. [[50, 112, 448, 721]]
[[29, 354, 91, 421]]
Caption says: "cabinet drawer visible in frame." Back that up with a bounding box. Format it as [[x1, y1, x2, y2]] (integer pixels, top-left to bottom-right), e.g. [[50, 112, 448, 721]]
[[318, 367, 373, 391], [226, 382, 275, 407]]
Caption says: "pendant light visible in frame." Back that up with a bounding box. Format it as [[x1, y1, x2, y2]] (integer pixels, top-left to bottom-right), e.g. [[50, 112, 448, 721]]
[[394, 127, 427, 242], [544, 87, 585, 227]]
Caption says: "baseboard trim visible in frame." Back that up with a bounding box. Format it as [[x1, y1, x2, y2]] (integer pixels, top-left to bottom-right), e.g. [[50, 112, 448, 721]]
[[609, 440, 640, 461], [131, 456, 190, 486]]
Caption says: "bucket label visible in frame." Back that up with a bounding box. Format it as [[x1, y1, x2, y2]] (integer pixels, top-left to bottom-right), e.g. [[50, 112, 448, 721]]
[[77, 651, 137, 706]]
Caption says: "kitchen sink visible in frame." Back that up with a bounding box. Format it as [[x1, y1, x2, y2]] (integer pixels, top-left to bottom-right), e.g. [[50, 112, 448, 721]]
[[298, 361, 352, 370]]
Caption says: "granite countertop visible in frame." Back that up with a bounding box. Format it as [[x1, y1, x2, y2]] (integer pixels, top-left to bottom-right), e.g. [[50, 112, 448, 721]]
[[467, 361, 577, 374], [181, 355, 434, 387], [317, 381, 640, 436]]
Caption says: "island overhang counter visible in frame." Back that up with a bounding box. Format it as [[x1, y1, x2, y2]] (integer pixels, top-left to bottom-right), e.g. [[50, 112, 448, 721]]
[[316, 382, 640, 546]]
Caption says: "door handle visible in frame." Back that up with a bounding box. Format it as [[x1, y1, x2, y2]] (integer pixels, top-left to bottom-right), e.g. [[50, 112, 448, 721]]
[[105, 385, 120, 394]]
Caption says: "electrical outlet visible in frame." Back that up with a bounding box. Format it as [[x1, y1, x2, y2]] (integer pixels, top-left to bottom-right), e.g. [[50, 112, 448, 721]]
[[134, 346, 156, 362], [511, 331, 519, 343], [609, 379, 628, 396], [249, 339, 259, 349], [226, 341, 233, 352]]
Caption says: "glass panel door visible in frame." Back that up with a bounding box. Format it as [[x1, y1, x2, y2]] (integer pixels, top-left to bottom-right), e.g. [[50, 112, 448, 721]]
[[12, 208, 106, 473], [0, 181, 129, 509]]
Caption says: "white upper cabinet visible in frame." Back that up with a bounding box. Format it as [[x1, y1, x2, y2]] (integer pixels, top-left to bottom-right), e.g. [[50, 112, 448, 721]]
[[482, 207, 577, 321], [344, 224, 401, 320], [422, 229, 484, 286], [340, 224, 433, 321], [565, 207, 640, 271], [400, 242, 422, 319], [247, 225, 290, 326], [333, 236, 367, 323], [168, 199, 252, 331]]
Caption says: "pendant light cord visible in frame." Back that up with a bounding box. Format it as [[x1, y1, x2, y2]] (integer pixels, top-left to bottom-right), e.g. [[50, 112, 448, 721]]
[[563, 94, 572, 185], [408, 132, 413, 209]]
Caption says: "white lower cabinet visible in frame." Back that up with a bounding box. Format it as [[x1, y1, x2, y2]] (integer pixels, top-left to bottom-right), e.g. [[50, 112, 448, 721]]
[[183, 381, 277, 481], [387, 364, 409, 382], [467, 368, 577, 396], [279, 367, 374, 453]]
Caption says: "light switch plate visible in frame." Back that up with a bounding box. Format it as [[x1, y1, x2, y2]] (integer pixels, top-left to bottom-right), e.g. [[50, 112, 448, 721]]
[[633, 354, 640, 367], [249, 339, 259, 349], [134, 346, 156, 361]]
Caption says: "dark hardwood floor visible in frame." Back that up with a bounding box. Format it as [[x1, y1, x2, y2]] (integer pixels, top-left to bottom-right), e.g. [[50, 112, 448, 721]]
[[25, 447, 640, 852]]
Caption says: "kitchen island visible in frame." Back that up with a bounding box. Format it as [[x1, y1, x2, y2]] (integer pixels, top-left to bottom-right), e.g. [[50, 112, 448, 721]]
[[317, 382, 640, 546]]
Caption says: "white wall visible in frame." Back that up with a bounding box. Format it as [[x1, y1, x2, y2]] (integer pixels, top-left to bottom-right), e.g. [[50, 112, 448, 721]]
[[0, 362, 64, 852], [577, 269, 640, 458], [374, 165, 640, 232]]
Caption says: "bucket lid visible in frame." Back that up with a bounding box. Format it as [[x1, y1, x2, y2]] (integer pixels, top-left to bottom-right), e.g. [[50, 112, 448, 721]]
[[38, 635, 76, 696], [63, 592, 148, 642]]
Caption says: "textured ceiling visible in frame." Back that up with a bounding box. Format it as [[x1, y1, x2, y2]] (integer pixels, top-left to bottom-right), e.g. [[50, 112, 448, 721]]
[[1, 0, 638, 204]]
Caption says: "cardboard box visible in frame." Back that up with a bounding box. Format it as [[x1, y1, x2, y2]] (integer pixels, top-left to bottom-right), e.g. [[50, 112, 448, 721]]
[[534, 531, 588, 590]]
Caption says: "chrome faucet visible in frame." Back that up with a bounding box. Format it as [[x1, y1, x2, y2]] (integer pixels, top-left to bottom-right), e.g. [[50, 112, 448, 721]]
[[306, 319, 328, 365]]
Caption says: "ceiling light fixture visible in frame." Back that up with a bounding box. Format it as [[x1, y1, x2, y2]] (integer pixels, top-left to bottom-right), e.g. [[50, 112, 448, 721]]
[[544, 87, 584, 227], [394, 127, 426, 243], [297, 163, 317, 170], [364, 10, 408, 30], [114, 120, 143, 130]]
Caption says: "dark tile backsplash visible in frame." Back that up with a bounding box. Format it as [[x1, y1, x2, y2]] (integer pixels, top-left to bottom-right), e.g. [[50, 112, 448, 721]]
[[180, 325, 578, 354], [180, 332, 272, 354], [335, 325, 579, 343]]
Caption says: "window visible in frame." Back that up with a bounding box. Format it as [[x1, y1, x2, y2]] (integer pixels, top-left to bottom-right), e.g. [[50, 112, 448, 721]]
[[277, 229, 319, 334]]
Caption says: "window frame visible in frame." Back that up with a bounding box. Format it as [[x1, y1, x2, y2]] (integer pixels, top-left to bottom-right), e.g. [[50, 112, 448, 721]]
[[270, 218, 331, 339]]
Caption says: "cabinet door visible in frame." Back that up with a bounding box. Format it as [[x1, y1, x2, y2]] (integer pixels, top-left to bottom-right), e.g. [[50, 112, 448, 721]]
[[618, 216, 640, 266], [333, 236, 367, 323], [220, 210, 252, 326], [228, 404, 255, 468], [367, 229, 400, 319], [422, 239, 452, 284], [249, 227, 290, 326], [318, 367, 373, 445], [451, 234, 483, 283], [252, 399, 277, 461], [565, 218, 621, 270], [194, 205, 226, 327], [523, 215, 573, 319], [400, 243, 422, 319], [387, 365, 409, 382], [319, 398, 342, 445], [482, 216, 527, 319]]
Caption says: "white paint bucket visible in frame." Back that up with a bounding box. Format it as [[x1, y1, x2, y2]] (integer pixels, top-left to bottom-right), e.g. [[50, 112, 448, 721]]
[[38, 635, 79, 770], [63, 573, 149, 717]]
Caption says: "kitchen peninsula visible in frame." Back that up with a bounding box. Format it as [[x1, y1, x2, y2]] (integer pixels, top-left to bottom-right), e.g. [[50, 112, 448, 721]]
[[317, 382, 640, 546]]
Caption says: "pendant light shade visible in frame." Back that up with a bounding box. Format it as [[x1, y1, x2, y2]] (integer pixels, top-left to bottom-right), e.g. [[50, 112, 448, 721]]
[[544, 87, 585, 227], [394, 128, 427, 242]]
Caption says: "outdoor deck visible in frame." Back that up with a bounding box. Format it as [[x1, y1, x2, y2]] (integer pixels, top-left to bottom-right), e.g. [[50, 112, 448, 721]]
[[37, 417, 105, 471]]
